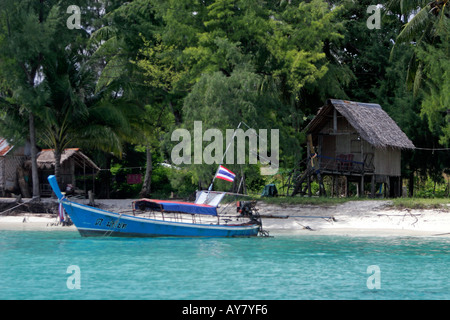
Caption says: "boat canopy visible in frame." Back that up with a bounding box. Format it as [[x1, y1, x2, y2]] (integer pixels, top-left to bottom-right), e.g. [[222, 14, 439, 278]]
[[194, 191, 226, 206], [133, 199, 218, 216]]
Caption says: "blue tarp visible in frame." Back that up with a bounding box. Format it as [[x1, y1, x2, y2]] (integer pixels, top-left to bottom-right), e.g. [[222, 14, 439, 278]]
[[134, 199, 218, 216]]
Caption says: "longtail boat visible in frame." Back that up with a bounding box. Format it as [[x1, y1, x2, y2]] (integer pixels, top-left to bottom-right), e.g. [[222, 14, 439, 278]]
[[48, 175, 264, 237]]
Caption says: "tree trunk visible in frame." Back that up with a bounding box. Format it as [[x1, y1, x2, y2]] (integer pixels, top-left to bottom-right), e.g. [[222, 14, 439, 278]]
[[50, 149, 62, 199], [54, 149, 62, 185], [17, 166, 31, 198], [28, 0, 45, 201], [29, 113, 40, 201], [139, 144, 152, 198]]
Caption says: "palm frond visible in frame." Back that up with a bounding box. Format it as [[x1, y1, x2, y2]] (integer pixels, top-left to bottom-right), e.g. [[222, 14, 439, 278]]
[[405, 51, 418, 90], [95, 53, 128, 92], [396, 4, 432, 43], [92, 35, 120, 59], [76, 124, 123, 157], [90, 25, 118, 43], [387, 0, 431, 14], [413, 61, 423, 96]]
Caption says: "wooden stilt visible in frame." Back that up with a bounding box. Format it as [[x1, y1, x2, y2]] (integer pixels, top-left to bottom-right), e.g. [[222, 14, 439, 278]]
[[307, 172, 312, 197], [345, 177, 349, 197], [371, 174, 375, 198]]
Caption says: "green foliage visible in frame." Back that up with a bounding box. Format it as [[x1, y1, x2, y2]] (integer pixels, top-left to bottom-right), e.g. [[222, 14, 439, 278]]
[[0, 0, 448, 199], [133, 35, 185, 92], [166, 167, 197, 197], [415, 19, 450, 146], [261, 194, 352, 206], [391, 197, 450, 210], [387, 0, 450, 147]]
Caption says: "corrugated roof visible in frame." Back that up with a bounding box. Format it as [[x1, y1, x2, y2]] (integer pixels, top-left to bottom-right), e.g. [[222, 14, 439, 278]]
[[305, 99, 415, 149]]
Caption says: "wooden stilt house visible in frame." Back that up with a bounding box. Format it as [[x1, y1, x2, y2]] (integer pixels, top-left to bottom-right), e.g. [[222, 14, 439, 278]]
[[291, 99, 415, 198], [36, 148, 100, 196]]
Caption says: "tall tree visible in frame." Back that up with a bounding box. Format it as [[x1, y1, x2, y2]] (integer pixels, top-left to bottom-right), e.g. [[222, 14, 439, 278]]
[[89, 0, 168, 197], [154, 0, 348, 161], [387, 0, 449, 145], [0, 0, 62, 199], [37, 49, 134, 184], [0, 0, 133, 195], [415, 19, 450, 146]]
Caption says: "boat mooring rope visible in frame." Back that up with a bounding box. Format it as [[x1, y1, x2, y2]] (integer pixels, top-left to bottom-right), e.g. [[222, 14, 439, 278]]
[[0, 198, 35, 215]]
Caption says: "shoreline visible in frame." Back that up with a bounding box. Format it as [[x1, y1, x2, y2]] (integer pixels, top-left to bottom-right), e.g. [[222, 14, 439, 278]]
[[0, 199, 449, 237]]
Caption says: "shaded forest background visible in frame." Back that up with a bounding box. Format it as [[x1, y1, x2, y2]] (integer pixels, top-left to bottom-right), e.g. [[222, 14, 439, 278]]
[[0, 0, 448, 199]]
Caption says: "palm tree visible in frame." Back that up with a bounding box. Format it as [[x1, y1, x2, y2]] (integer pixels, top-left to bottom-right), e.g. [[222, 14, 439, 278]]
[[37, 50, 133, 185], [388, 0, 449, 92], [389, 0, 448, 41]]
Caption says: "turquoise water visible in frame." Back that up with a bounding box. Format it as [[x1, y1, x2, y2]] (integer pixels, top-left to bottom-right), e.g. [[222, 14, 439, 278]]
[[1, 230, 450, 300]]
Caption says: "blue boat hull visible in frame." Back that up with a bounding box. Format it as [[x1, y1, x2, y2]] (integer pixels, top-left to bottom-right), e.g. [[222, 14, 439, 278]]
[[61, 200, 260, 237]]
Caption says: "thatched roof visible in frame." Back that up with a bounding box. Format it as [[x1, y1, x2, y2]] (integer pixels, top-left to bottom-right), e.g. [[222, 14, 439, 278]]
[[305, 99, 415, 149], [37, 148, 100, 171]]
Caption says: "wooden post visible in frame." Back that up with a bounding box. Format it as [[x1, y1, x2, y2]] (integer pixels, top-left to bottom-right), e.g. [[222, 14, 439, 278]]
[[70, 158, 75, 188], [307, 171, 312, 197], [371, 174, 376, 198], [88, 190, 95, 206], [386, 178, 391, 198], [360, 176, 365, 197], [383, 176, 390, 198], [318, 173, 326, 197], [332, 175, 336, 197], [360, 136, 364, 198], [318, 135, 323, 170], [333, 109, 337, 133], [345, 176, 349, 197]]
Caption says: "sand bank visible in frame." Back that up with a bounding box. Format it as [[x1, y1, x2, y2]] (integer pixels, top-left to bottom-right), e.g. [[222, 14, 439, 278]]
[[0, 199, 449, 236]]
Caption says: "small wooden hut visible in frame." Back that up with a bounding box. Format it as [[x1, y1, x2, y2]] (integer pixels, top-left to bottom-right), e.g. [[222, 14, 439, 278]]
[[0, 138, 28, 196], [291, 99, 415, 198], [37, 148, 100, 196]]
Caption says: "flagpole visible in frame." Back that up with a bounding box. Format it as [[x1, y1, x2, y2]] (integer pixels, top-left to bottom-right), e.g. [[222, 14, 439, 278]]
[[208, 166, 220, 191], [221, 122, 241, 164], [209, 122, 242, 191]]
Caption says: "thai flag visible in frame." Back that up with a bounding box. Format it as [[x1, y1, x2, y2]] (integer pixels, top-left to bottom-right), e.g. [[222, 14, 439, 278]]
[[215, 165, 236, 182]]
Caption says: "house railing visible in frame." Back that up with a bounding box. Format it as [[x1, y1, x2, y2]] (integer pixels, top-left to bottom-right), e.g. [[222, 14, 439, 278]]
[[316, 154, 374, 174]]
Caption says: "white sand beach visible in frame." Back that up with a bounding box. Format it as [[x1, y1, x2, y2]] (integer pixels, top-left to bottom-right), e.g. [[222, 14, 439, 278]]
[[258, 200, 450, 237], [0, 199, 449, 236]]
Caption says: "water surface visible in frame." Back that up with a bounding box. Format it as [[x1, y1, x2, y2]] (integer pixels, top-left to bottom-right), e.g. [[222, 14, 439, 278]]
[[1, 230, 449, 299]]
